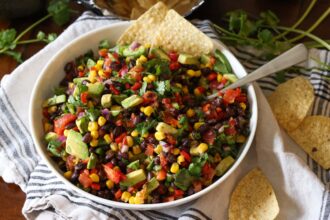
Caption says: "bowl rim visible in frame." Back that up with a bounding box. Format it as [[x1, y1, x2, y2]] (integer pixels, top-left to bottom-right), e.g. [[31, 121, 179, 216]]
[[29, 21, 258, 210]]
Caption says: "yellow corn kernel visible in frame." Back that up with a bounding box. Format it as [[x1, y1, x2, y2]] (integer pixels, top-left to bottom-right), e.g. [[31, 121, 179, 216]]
[[194, 88, 202, 96], [47, 106, 57, 114], [128, 151, 134, 160], [126, 136, 134, 147], [103, 134, 112, 144], [186, 69, 195, 77], [131, 130, 139, 137], [144, 43, 151, 48], [190, 147, 199, 156], [106, 180, 114, 189], [206, 63, 212, 69], [88, 121, 99, 132], [170, 163, 179, 174], [110, 143, 118, 151], [78, 65, 84, 71], [240, 102, 246, 111], [87, 100, 94, 108], [197, 143, 208, 154], [154, 131, 165, 141], [89, 70, 97, 83], [173, 148, 180, 155], [182, 86, 189, 94], [89, 173, 100, 183], [140, 106, 145, 112], [139, 55, 148, 63], [97, 59, 104, 67], [217, 74, 223, 82], [143, 106, 154, 116], [121, 191, 132, 202], [142, 132, 149, 138], [147, 74, 156, 82], [68, 82, 75, 89], [177, 155, 185, 164], [98, 69, 105, 78], [63, 129, 70, 137], [91, 130, 99, 139], [154, 144, 163, 154], [194, 122, 204, 130], [129, 196, 136, 204], [186, 108, 195, 117], [64, 171, 73, 179], [134, 196, 144, 204], [236, 135, 246, 143], [132, 145, 142, 155], [143, 76, 152, 83], [98, 116, 107, 127], [90, 139, 98, 147], [194, 70, 202, 77]]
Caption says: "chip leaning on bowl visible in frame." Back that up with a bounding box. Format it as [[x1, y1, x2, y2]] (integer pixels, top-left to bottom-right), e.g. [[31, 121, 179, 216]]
[[40, 2, 252, 205]]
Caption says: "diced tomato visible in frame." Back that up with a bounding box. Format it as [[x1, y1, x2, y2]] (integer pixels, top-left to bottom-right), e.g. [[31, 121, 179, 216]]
[[163, 196, 175, 202], [159, 153, 167, 168], [79, 172, 93, 188], [78, 71, 85, 77], [174, 189, 184, 199], [236, 94, 247, 103], [156, 169, 167, 181], [66, 155, 75, 171], [202, 103, 211, 113], [180, 150, 191, 162], [202, 130, 216, 145], [127, 186, 136, 194], [91, 183, 101, 190], [169, 62, 180, 71], [163, 113, 178, 128], [207, 72, 217, 81], [115, 133, 126, 143], [229, 118, 236, 127], [166, 134, 177, 145], [145, 144, 154, 156], [142, 91, 158, 104], [202, 163, 216, 181], [131, 82, 142, 91], [131, 71, 142, 81], [54, 114, 77, 135], [80, 92, 88, 104], [109, 84, 120, 95], [125, 83, 131, 89], [98, 49, 108, 57], [119, 65, 128, 77], [103, 165, 125, 184], [114, 189, 122, 200], [161, 98, 172, 109], [131, 66, 144, 73], [225, 127, 237, 135], [168, 51, 178, 62], [223, 88, 241, 104]]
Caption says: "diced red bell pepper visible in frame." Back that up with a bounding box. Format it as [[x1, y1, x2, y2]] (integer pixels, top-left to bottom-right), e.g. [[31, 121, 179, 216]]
[[115, 132, 126, 143], [91, 183, 101, 190], [169, 62, 180, 71], [78, 71, 85, 77], [202, 163, 215, 182], [98, 49, 108, 57], [223, 88, 241, 104], [225, 127, 237, 135], [103, 164, 125, 184], [174, 189, 184, 199], [54, 114, 77, 135], [180, 150, 191, 162], [131, 82, 142, 91], [207, 72, 217, 81], [109, 84, 120, 95], [159, 153, 168, 168], [79, 172, 93, 188], [80, 91, 88, 104], [114, 189, 122, 200], [168, 51, 178, 62]]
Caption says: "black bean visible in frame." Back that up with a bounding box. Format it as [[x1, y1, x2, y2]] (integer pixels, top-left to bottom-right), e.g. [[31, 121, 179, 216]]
[[166, 154, 176, 163], [65, 122, 76, 129], [151, 195, 161, 204], [71, 171, 79, 182], [206, 119, 218, 125], [110, 62, 122, 71], [181, 138, 190, 148], [147, 83, 155, 89], [140, 141, 147, 151], [128, 59, 136, 69], [111, 158, 118, 165], [82, 132, 92, 143], [105, 150, 115, 161], [154, 156, 160, 165], [117, 152, 128, 160], [132, 115, 142, 125], [74, 162, 85, 171], [101, 124, 112, 132], [118, 161, 126, 172], [201, 67, 212, 75], [112, 126, 123, 137], [187, 186, 194, 196], [198, 124, 210, 134], [64, 62, 75, 74]]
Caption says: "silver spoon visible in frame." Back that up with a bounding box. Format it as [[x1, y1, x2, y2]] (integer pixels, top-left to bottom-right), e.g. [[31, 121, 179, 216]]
[[207, 43, 308, 99]]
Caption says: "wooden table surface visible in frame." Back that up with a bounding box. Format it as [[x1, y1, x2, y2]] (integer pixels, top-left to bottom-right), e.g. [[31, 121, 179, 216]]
[[0, 0, 329, 219]]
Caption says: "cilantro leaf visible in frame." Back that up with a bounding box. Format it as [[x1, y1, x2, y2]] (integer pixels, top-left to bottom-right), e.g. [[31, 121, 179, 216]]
[[0, 29, 17, 50], [47, 0, 70, 26], [86, 108, 101, 122], [99, 39, 110, 49], [135, 120, 158, 136], [3, 50, 22, 63]]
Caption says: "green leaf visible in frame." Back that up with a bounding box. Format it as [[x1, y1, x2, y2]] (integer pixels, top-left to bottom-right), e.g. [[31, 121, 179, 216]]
[[47, 140, 62, 157], [53, 86, 66, 95], [258, 29, 273, 44], [37, 31, 46, 40], [86, 108, 101, 122], [47, 0, 70, 26], [87, 59, 96, 69], [135, 120, 158, 137], [260, 10, 279, 27], [3, 51, 22, 63], [174, 169, 193, 191], [99, 39, 110, 49], [47, 33, 57, 42], [0, 29, 17, 49]]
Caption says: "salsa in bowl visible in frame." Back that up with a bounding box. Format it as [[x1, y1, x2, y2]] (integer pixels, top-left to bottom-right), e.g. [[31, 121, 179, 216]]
[[29, 22, 257, 210]]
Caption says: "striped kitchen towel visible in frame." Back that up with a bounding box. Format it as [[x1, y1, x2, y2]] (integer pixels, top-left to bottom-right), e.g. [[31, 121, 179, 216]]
[[0, 11, 329, 220]]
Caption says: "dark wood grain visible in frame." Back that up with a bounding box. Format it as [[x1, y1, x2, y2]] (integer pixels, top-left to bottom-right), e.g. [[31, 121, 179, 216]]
[[0, 1, 329, 219]]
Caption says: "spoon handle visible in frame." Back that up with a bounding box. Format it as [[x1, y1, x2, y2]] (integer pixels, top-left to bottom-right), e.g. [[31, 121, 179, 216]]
[[207, 43, 308, 99]]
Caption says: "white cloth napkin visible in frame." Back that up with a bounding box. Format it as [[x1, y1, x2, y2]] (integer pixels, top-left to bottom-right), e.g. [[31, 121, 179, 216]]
[[0, 12, 329, 220]]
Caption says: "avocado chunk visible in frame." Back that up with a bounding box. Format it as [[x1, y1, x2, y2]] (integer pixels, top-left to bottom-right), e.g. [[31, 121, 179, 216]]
[[123, 46, 146, 58], [44, 132, 58, 142], [101, 94, 112, 108], [150, 48, 170, 61], [146, 177, 159, 193], [120, 169, 146, 187], [121, 95, 143, 109], [87, 152, 97, 169], [156, 122, 178, 134], [87, 82, 104, 97], [73, 77, 88, 84], [110, 105, 122, 116], [215, 156, 235, 176], [112, 94, 128, 104], [178, 54, 200, 65], [66, 130, 89, 160], [200, 54, 211, 65], [223, 74, 238, 83], [127, 160, 140, 170], [76, 116, 89, 133], [43, 94, 66, 107]]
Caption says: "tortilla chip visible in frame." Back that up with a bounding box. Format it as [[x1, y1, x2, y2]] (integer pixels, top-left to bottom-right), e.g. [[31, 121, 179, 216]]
[[117, 2, 168, 45], [229, 168, 279, 220], [289, 116, 330, 169], [154, 9, 214, 56], [268, 76, 314, 132]]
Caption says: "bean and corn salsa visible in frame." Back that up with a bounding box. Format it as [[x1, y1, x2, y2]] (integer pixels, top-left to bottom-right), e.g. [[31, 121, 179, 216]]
[[42, 40, 250, 204]]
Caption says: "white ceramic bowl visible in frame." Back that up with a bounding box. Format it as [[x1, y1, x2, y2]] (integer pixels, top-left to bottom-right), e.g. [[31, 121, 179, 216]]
[[29, 22, 258, 210]]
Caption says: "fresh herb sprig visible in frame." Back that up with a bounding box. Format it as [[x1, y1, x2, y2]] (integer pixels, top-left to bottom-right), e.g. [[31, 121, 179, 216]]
[[0, 0, 71, 63]]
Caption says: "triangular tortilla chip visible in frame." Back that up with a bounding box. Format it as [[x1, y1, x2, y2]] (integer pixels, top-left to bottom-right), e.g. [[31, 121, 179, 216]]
[[154, 9, 214, 56], [289, 116, 330, 169], [117, 2, 168, 45], [229, 168, 279, 220]]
